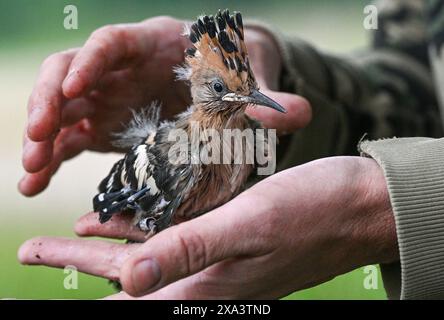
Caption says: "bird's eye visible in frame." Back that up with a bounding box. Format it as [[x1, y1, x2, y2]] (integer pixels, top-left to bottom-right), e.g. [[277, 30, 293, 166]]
[[213, 82, 224, 93]]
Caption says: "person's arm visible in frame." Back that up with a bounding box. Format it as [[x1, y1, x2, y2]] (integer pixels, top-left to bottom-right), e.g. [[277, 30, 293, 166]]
[[18, 156, 398, 299], [249, 0, 444, 299]]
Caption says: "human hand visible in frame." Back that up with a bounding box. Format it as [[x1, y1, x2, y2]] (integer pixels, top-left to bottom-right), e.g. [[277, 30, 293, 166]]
[[18, 156, 397, 299], [19, 17, 311, 197]]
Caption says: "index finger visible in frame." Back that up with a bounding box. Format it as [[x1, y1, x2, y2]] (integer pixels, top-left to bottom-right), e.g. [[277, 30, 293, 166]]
[[62, 23, 155, 99], [27, 49, 77, 142], [18, 236, 139, 281]]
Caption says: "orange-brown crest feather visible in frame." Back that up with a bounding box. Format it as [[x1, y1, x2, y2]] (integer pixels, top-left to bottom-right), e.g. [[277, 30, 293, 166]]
[[185, 10, 255, 93]]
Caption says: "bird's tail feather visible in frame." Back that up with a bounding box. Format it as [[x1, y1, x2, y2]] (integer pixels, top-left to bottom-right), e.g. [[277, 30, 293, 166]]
[[93, 189, 131, 223], [111, 102, 161, 149]]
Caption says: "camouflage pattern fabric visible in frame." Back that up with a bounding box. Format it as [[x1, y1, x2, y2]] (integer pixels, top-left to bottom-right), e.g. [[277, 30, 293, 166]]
[[249, 0, 444, 171]]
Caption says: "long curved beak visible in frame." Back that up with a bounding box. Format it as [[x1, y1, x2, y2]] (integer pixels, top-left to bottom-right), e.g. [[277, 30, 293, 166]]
[[222, 89, 287, 113]]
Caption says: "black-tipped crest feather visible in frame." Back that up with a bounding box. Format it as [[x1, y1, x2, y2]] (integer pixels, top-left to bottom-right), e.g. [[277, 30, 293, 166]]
[[186, 10, 250, 79]]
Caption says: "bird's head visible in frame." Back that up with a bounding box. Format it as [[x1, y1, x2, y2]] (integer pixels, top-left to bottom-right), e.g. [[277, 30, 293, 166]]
[[176, 10, 286, 116]]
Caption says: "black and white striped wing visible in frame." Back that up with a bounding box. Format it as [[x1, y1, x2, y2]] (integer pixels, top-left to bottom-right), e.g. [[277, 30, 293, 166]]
[[93, 144, 162, 223]]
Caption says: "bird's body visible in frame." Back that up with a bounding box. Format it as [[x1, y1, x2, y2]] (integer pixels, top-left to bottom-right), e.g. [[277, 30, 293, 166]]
[[95, 106, 260, 233], [93, 10, 286, 234]]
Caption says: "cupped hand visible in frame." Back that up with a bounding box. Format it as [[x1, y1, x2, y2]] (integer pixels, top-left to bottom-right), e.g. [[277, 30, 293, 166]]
[[20, 17, 189, 197], [20, 17, 311, 197], [18, 157, 397, 299]]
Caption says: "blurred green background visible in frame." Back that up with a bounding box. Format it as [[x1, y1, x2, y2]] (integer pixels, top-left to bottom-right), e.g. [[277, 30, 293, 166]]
[[0, 0, 387, 299]]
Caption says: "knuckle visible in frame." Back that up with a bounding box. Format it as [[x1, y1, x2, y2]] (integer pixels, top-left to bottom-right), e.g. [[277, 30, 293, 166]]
[[91, 24, 122, 42], [150, 15, 176, 25], [172, 226, 208, 275], [91, 24, 114, 37], [89, 25, 123, 59], [42, 52, 63, 67]]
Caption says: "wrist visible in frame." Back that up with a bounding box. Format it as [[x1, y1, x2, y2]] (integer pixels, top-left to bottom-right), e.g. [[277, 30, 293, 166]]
[[349, 157, 399, 266]]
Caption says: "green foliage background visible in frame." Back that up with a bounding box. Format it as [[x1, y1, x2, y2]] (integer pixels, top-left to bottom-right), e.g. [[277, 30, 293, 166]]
[[0, 0, 387, 299]]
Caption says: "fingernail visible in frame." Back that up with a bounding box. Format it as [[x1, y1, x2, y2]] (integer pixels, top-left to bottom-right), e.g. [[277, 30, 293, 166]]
[[67, 68, 76, 79], [132, 259, 161, 294], [63, 69, 78, 92]]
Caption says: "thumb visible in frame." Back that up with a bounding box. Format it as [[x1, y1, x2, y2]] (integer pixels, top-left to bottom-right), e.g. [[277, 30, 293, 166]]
[[119, 197, 257, 297], [246, 89, 312, 135]]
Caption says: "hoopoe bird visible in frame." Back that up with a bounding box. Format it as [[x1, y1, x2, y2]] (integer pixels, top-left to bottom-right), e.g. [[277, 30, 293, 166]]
[[93, 9, 286, 235]]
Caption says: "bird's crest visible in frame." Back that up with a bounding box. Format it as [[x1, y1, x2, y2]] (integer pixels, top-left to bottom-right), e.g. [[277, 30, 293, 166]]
[[181, 10, 257, 93]]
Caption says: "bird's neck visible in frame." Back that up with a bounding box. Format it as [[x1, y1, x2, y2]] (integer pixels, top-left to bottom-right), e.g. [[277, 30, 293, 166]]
[[185, 106, 249, 132]]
